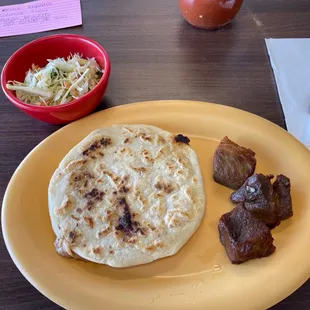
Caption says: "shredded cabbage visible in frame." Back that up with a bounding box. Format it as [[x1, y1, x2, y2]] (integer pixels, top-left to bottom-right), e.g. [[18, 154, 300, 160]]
[[6, 53, 103, 106]]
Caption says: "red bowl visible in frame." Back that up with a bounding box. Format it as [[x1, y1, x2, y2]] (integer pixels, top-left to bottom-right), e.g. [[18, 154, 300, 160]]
[[1, 34, 111, 124]]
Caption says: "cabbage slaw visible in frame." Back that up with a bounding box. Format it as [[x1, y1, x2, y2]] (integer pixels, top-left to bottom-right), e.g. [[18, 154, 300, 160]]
[[6, 54, 103, 106]]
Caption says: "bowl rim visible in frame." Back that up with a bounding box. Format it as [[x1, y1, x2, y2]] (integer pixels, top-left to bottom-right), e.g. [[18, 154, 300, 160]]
[[0, 34, 111, 112]]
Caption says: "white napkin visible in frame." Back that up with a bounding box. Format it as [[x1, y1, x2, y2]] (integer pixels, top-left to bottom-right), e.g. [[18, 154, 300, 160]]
[[265, 38, 310, 149]]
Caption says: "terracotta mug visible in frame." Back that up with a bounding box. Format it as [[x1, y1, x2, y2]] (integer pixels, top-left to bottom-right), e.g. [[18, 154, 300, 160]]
[[179, 0, 244, 30]]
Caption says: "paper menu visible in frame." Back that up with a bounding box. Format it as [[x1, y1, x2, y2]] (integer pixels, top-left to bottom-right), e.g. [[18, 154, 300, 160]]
[[0, 0, 82, 37], [265, 39, 310, 149]]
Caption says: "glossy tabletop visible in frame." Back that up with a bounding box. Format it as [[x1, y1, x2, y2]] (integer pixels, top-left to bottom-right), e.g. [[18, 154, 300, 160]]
[[0, 0, 309, 309]]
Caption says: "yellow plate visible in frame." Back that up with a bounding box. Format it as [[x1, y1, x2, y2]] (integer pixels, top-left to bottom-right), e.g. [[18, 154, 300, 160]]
[[2, 101, 310, 310]]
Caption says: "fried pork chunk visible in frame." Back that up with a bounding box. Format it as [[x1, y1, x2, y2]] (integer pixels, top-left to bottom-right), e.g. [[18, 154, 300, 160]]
[[273, 174, 293, 221], [213, 137, 256, 190], [218, 206, 276, 264], [231, 173, 293, 228]]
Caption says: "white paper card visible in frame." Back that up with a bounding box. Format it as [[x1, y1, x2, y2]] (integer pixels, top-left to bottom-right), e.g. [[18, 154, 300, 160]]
[[265, 38, 310, 149], [0, 0, 82, 37]]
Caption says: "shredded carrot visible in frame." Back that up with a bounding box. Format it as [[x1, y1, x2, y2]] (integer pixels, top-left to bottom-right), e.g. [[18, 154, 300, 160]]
[[64, 81, 71, 89], [70, 88, 78, 96], [32, 64, 40, 71]]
